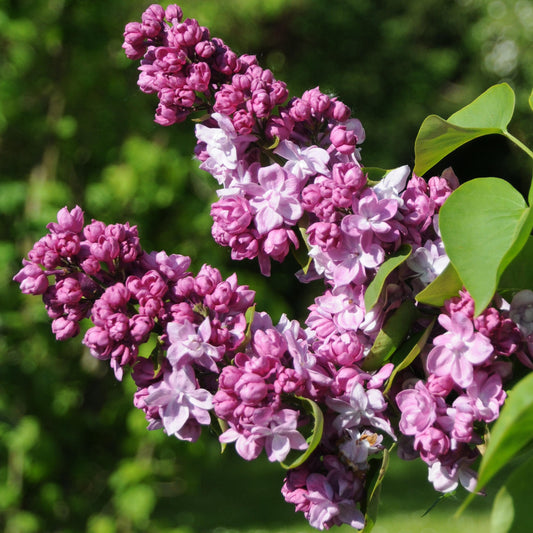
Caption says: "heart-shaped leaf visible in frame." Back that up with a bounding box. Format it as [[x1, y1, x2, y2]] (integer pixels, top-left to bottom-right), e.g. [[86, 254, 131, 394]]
[[414, 83, 515, 175], [439, 177, 530, 315]]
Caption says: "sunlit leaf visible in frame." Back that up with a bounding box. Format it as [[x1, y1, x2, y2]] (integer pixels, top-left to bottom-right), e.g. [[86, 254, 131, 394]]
[[439, 177, 530, 315], [490, 454, 533, 533], [415, 261, 462, 308], [414, 83, 515, 175], [364, 245, 411, 312]]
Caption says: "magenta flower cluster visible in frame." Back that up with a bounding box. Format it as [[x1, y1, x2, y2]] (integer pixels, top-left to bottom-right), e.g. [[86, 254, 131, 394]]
[[14, 4, 533, 531], [396, 290, 524, 492]]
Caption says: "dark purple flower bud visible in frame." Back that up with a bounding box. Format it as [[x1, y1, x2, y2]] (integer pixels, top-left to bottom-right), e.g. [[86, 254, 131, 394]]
[[13, 262, 49, 295], [83, 326, 111, 359], [195, 39, 216, 58], [102, 283, 130, 309], [139, 296, 162, 318], [83, 220, 106, 243], [47, 205, 84, 234], [168, 302, 195, 323], [330, 124, 357, 154], [42, 287, 63, 319], [253, 328, 287, 359], [232, 109, 254, 135], [214, 86, 245, 115], [173, 18, 203, 47], [328, 98, 351, 121], [235, 373, 268, 405], [141, 4, 165, 38], [302, 87, 331, 114], [129, 315, 154, 344], [306, 222, 341, 251], [249, 89, 272, 118], [213, 390, 239, 419], [269, 81, 289, 106], [56, 232, 81, 257], [205, 281, 234, 313], [262, 228, 298, 262], [194, 264, 222, 296], [90, 235, 120, 263], [123, 22, 146, 60], [55, 277, 83, 305], [52, 317, 79, 341], [106, 313, 130, 341], [288, 98, 310, 122], [187, 62, 211, 92], [142, 270, 167, 298], [229, 231, 259, 261], [165, 4, 183, 22], [213, 48, 240, 76]]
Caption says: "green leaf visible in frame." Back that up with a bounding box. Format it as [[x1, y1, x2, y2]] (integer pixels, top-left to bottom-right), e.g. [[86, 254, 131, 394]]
[[383, 318, 435, 395], [439, 177, 530, 315], [414, 83, 515, 175], [529, 88, 533, 112], [498, 236, 533, 299], [415, 261, 463, 308], [490, 454, 533, 533], [361, 301, 419, 372], [280, 396, 324, 470], [364, 245, 411, 312], [362, 447, 393, 532], [476, 372, 533, 498], [363, 167, 389, 183]]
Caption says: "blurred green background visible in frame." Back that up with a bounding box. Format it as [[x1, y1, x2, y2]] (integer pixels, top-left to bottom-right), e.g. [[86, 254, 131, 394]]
[[1, 0, 532, 531]]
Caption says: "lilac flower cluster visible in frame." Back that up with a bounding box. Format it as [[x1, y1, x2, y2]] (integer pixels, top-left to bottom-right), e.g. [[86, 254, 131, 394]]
[[395, 289, 524, 492], [14, 206, 257, 441], [14, 4, 533, 532]]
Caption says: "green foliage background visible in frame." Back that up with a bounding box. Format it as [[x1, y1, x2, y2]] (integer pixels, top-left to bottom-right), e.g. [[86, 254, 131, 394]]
[[1, 0, 531, 531]]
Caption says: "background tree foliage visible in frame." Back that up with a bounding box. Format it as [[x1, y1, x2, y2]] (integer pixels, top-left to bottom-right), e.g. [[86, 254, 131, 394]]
[[1, 0, 531, 531]]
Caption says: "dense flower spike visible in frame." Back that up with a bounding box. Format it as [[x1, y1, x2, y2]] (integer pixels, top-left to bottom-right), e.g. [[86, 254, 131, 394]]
[[13, 4, 533, 532]]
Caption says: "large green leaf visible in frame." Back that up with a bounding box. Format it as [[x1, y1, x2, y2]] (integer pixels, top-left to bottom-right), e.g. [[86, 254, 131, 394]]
[[490, 454, 533, 533], [439, 177, 530, 315], [414, 83, 515, 175], [364, 245, 411, 312]]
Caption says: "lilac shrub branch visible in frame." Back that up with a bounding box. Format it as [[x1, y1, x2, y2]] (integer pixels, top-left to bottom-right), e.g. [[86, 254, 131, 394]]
[[13, 3, 533, 531]]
